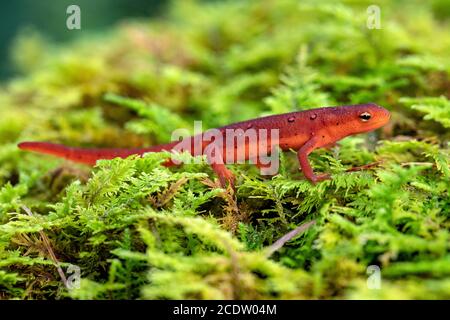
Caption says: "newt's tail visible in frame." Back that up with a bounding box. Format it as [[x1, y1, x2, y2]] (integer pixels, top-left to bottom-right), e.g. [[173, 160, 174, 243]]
[[17, 141, 166, 165]]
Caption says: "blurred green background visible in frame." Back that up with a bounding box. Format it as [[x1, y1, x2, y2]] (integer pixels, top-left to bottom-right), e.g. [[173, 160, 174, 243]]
[[0, 0, 167, 79]]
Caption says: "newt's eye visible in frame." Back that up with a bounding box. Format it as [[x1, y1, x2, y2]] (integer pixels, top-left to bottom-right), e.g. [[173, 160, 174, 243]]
[[359, 112, 371, 122]]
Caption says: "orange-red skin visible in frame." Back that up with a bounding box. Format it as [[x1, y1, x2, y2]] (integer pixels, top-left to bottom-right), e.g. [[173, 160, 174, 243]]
[[18, 103, 390, 187]]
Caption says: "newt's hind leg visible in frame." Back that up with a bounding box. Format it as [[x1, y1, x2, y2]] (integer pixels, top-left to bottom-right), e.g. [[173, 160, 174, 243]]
[[210, 163, 235, 190], [205, 146, 235, 189], [164, 151, 235, 189]]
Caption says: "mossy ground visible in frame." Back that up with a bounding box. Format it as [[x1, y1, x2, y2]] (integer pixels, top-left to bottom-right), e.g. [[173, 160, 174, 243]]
[[0, 0, 449, 299]]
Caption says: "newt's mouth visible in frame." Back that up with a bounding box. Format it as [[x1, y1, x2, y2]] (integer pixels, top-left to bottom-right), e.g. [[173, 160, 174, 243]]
[[369, 106, 391, 129], [377, 108, 391, 126]]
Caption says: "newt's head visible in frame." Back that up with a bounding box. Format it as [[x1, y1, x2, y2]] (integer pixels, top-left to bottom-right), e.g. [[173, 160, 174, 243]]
[[325, 103, 390, 137]]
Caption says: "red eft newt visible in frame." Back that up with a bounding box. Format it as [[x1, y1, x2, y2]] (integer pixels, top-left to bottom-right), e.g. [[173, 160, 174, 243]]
[[18, 103, 390, 187]]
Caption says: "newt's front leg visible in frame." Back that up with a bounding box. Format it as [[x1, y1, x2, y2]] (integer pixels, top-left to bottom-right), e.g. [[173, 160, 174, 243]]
[[297, 138, 330, 184]]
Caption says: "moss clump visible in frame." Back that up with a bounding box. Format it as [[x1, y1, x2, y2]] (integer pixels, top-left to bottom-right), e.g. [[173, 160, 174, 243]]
[[0, 0, 449, 299]]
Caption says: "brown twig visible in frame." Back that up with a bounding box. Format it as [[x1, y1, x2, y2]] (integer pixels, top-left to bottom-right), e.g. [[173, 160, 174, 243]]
[[21, 205, 68, 288], [400, 162, 434, 167], [221, 239, 243, 300], [201, 178, 242, 233], [345, 161, 381, 173], [149, 177, 189, 208], [265, 220, 316, 257]]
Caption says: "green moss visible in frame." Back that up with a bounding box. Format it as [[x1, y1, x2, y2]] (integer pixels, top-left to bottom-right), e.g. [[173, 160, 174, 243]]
[[0, 0, 449, 299]]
